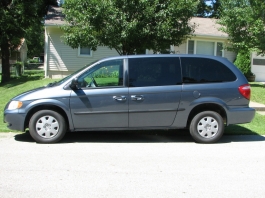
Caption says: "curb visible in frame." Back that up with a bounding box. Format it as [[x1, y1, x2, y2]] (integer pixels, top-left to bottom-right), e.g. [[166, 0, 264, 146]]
[[253, 107, 265, 111]]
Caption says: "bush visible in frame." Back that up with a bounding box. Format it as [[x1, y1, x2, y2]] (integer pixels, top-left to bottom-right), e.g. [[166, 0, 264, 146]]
[[234, 50, 251, 75], [13, 61, 23, 77], [28, 59, 39, 63]]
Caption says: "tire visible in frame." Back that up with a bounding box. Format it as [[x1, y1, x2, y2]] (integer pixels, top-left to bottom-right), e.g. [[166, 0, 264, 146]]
[[189, 111, 224, 143], [29, 110, 67, 143]]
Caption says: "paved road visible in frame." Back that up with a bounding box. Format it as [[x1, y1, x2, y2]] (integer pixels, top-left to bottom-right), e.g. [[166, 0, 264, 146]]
[[0, 131, 265, 198]]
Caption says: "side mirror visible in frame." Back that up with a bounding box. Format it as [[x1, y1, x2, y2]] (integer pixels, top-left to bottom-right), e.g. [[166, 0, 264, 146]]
[[70, 78, 79, 89]]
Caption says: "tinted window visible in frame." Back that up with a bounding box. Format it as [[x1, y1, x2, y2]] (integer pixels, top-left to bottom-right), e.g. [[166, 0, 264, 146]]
[[129, 57, 181, 87], [181, 57, 236, 83], [77, 59, 123, 88]]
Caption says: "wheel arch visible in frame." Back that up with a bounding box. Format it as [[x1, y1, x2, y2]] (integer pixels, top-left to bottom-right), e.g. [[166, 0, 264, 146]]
[[24, 105, 70, 131], [187, 103, 227, 128]]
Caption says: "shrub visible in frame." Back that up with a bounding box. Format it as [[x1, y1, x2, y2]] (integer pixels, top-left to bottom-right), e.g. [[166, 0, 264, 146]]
[[234, 50, 251, 75], [28, 59, 39, 63]]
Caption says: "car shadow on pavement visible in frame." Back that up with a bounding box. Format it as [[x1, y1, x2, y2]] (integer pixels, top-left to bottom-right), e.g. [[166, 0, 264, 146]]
[[14, 129, 265, 144]]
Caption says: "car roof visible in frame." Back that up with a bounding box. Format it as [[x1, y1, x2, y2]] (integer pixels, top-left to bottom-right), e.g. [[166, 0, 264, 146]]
[[99, 54, 227, 62]]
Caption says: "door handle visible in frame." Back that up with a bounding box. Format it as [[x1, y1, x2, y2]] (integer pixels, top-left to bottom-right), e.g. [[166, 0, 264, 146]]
[[113, 96, 127, 101], [131, 95, 144, 101]]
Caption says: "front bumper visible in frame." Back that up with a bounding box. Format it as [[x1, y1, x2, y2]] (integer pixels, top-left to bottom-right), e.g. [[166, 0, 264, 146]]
[[4, 110, 26, 131]]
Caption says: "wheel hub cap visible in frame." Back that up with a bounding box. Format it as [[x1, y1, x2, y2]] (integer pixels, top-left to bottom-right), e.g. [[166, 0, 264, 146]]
[[197, 116, 218, 138], [36, 115, 59, 139]]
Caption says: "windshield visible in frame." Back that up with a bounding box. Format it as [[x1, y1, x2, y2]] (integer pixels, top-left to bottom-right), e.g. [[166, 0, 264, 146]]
[[47, 60, 99, 87]]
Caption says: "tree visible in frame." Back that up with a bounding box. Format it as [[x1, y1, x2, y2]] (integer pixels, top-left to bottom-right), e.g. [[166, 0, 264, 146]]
[[62, 0, 198, 55], [218, 0, 265, 54], [210, 0, 222, 18], [196, 0, 211, 17], [0, 0, 57, 84], [25, 0, 58, 58]]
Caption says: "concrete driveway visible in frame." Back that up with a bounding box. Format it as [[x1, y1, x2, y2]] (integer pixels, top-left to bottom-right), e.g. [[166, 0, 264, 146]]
[[0, 131, 265, 198]]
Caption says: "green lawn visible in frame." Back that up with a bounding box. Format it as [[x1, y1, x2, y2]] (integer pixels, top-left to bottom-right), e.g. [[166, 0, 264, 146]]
[[0, 71, 54, 132], [0, 72, 265, 135], [249, 82, 265, 104]]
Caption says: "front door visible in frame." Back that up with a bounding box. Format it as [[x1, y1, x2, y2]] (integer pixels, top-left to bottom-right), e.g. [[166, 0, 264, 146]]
[[70, 59, 128, 129]]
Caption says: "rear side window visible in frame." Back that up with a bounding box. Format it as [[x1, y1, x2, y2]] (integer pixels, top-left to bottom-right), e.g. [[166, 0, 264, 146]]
[[181, 57, 236, 83], [129, 57, 181, 87]]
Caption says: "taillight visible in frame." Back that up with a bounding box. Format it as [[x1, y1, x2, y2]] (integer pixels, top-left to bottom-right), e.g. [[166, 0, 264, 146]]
[[238, 84, 251, 100]]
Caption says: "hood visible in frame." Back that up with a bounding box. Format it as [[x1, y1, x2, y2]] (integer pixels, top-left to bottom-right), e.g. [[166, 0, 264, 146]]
[[11, 85, 70, 101]]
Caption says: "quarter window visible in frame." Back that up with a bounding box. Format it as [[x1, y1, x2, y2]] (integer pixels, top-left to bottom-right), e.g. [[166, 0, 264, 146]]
[[129, 57, 181, 87], [181, 57, 236, 83]]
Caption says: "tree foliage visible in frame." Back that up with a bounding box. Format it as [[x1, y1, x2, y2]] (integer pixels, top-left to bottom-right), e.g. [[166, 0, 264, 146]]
[[196, 0, 222, 18], [62, 0, 198, 55], [218, 0, 265, 54], [26, 0, 58, 58], [196, 0, 211, 17], [0, 0, 57, 84]]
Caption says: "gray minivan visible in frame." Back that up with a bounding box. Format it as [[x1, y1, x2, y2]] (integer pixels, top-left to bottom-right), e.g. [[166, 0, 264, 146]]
[[4, 55, 255, 143]]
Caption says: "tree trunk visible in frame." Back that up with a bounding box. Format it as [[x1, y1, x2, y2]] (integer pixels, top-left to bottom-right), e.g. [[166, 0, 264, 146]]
[[0, 40, 11, 84]]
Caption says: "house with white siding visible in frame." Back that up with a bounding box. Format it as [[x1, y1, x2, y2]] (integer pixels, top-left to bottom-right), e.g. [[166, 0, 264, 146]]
[[44, 6, 236, 79]]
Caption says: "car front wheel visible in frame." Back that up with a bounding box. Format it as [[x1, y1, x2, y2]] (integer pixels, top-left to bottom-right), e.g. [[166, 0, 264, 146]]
[[189, 111, 224, 143], [29, 110, 67, 143]]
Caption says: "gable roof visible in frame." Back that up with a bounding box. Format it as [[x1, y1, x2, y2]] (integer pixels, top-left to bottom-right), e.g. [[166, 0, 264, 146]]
[[44, 6, 227, 38], [190, 17, 228, 38]]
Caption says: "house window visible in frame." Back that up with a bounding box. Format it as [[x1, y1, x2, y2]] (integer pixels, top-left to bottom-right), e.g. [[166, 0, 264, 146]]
[[187, 40, 224, 57], [216, 42, 223, 57], [197, 41, 215, 55], [188, 40, 195, 54], [78, 46, 92, 57]]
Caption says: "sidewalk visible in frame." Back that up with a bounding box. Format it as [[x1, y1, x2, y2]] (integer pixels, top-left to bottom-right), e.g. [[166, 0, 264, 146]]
[[249, 101, 265, 115]]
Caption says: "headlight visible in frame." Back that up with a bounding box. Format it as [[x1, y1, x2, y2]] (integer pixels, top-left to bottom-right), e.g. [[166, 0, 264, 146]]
[[7, 101, 23, 110]]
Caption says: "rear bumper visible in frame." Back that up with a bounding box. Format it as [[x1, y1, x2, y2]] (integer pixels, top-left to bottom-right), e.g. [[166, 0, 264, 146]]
[[227, 107, 255, 125]]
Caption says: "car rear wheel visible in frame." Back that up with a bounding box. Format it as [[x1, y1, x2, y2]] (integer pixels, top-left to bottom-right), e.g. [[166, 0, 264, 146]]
[[189, 111, 224, 143], [29, 110, 67, 143]]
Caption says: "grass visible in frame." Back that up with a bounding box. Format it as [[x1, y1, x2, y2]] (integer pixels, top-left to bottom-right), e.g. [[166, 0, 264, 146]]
[[249, 82, 265, 104], [225, 113, 265, 135], [0, 70, 54, 132], [0, 71, 265, 135]]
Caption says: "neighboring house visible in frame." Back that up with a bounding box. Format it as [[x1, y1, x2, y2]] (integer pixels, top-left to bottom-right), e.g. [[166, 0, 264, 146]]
[[44, 6, 119, 78], [0, 39, 28, 72], [171, 18, 236, 63], [251, 53, 265, 81], [44, 6, 236, 79]]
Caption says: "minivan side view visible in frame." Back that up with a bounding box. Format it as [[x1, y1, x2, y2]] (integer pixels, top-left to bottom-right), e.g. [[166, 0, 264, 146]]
[[4, 55, 255, 143]]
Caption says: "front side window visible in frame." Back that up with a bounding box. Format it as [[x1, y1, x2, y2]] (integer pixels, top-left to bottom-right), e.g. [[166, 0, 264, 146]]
[[181, 57, 236, 83], [77, 59, 124, 88], [129, 57, 181, 87]]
